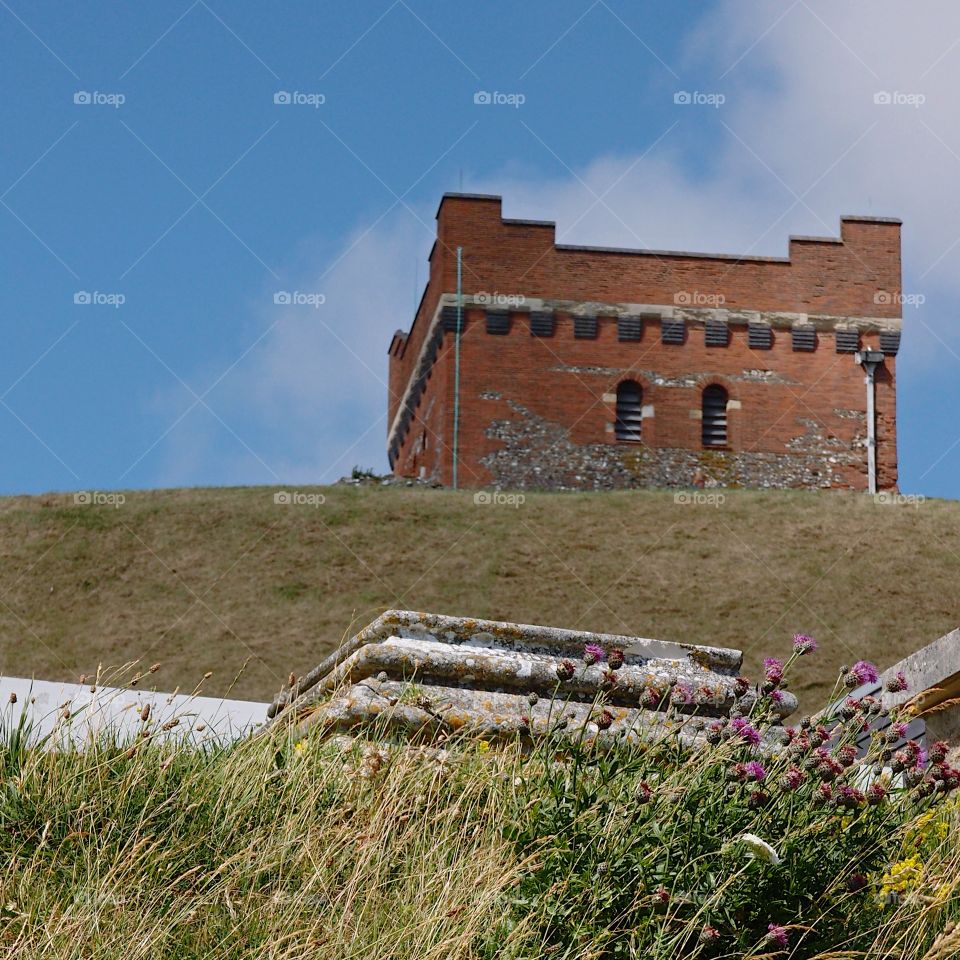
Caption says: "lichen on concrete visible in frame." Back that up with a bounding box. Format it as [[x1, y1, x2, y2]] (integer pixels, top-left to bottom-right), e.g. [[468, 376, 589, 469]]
[[268, 610, 796, 747]]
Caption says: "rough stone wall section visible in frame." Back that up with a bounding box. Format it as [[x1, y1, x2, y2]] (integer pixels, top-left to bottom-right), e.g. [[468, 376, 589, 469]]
[[481, 400, 861, 491]]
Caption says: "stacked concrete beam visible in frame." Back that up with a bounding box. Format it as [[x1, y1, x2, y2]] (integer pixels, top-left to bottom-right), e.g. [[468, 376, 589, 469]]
[[268, 610, 797, 744]]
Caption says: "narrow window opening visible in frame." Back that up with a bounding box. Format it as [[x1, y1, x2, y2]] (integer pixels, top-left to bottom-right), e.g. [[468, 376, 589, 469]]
[[615, 381, 643, 442], [702, 385, 728, 447]]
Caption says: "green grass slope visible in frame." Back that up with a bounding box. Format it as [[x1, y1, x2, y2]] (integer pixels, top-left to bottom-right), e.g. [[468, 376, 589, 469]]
[[0, 485, 956, 709]]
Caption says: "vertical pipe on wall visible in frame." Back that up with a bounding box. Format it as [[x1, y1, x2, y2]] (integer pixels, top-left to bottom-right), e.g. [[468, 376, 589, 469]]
[[452, 246, 462, 490], [865, 365, 877, 495], [856, 350, 883, 495]]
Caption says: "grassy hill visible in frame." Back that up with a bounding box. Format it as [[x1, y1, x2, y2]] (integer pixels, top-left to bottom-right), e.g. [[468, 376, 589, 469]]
[[0, 484, 957, 710]]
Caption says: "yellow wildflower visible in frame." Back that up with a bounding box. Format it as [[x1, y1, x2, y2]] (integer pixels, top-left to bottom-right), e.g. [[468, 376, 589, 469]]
[[879, 856, 923, 901], [477, 740, 490, 753], [293, 739, 307, 756]]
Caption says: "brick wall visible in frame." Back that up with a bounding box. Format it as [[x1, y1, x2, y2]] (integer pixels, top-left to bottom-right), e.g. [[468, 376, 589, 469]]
[[388, 195, 902, 492]]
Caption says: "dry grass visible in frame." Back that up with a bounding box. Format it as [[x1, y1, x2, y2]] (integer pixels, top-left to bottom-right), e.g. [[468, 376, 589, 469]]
[[0, 485, 957, 709], [0, 721, 525, 959]]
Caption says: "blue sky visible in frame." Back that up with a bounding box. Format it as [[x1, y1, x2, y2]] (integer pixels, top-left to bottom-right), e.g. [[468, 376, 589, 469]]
[[2, 0, 959, 496]]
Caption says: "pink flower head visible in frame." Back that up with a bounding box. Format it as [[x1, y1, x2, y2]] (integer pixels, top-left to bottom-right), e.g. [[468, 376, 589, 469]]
[[885, 671, 909, 693], [730, 717, 761, 746], [763, 657, 785, 685], [743, 760, 766, 781], [767, 923, 789, 947], [780, 766, 805, 791], [670, 681, 693, 705], [793, 633, 818, 655], [849, 660, 879, 686], [583, 642, 606, 665]]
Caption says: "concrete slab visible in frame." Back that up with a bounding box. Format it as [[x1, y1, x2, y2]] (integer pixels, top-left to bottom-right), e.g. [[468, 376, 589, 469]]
[[0, 675, 268, 747]]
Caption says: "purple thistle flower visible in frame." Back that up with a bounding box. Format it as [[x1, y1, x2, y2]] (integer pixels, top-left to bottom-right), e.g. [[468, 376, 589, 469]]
[[670, 681, 693, 705], [766, 923, 789, 947], [770, 689, 786, 705], [780, 766, 805, 791], [930, 741, 949, 763], [763, 657, 785, 685], [640, 686, 663, 709], [743, 760, 766, 781], [866, 783, 887, 805], [890, 721, 908, 739], [885, 671, 909, 693], [837, 744, 858, 768], [730, 717, 761, 746], [847, 660, 879, 686], [837, 785, 865, 808], [583, 642, 606, 665], [793, 633, 818, 655], [596, 708, 614, 730]]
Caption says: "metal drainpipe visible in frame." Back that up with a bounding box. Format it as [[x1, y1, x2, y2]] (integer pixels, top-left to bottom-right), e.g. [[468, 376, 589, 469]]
[[865, 366, 877, 495], [452, 246, 462, 490], [856, 350, 884, 495]]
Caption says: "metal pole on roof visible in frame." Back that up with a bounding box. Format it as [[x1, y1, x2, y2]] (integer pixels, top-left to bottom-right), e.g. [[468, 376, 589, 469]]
[[452, 246, 462, 490]]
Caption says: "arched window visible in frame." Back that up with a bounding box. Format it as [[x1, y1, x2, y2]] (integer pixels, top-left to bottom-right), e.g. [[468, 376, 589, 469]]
[[702, 385, 728, 447], [615, 381, 643, 442]]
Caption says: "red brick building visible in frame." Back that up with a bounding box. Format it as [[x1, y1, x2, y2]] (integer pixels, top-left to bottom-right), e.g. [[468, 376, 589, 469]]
[[387, 194, 902, 491]]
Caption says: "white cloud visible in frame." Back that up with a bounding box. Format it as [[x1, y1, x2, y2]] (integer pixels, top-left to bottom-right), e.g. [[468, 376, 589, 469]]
[[155, 213, 431, 485]]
